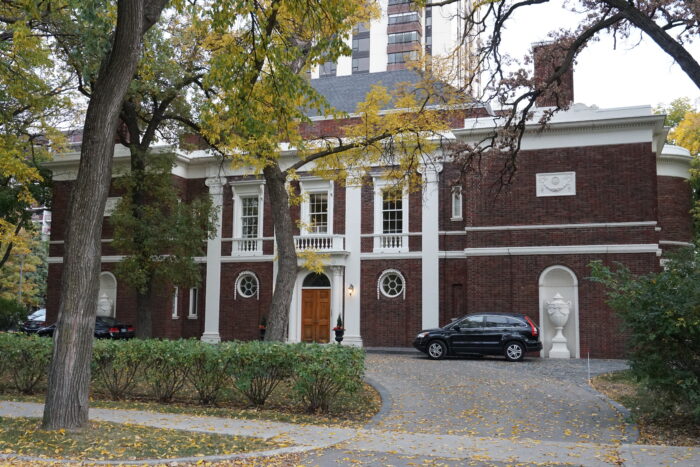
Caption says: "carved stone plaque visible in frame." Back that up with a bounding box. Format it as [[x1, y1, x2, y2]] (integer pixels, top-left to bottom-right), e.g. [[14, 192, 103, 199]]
[[536, 172, 576, 197]]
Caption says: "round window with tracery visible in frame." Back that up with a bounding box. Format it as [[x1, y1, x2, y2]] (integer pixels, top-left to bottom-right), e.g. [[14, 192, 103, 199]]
[[378, 269, 405, 299], [236, 272, 259, 299]]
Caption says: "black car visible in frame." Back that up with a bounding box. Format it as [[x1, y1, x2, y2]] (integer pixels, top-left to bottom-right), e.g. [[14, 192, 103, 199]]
[[413, 313, 542, 361], [21, 309, 47, 334], [37, 316, 135, 339]]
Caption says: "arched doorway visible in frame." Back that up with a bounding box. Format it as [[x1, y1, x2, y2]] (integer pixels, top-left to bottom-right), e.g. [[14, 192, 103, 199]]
[[301, 272, 331, 343], [538, 265, 579, 358], [98, 272, 117, 317]]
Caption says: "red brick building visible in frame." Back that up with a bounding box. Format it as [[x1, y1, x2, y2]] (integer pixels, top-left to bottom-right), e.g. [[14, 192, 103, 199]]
[[44, 68, 693, 358]]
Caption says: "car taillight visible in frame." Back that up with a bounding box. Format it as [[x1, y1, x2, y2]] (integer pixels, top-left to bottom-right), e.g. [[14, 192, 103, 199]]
[[127, 326, 134, 332], [525, 316, 538, 337], [108, 327, 119, 333]]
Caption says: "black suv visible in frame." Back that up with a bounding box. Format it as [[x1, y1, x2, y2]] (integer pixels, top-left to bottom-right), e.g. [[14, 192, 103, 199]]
[[413, 313, 542, 361]]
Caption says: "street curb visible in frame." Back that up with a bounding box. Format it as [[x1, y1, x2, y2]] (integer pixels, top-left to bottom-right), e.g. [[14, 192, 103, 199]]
[[363, 376, 392, 429], [586, 378, 641, 444]]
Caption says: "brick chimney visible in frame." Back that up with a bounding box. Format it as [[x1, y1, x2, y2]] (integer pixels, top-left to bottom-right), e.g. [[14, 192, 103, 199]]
[[532, 42, 574, 108]]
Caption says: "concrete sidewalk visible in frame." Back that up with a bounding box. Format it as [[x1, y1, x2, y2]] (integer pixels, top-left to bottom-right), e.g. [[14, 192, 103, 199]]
[[2, 400, 700, 466]]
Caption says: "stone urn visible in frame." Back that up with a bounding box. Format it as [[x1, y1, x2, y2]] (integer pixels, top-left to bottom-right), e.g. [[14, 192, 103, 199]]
[[546, 293, 571, 358], [97, 293, 113, 317]]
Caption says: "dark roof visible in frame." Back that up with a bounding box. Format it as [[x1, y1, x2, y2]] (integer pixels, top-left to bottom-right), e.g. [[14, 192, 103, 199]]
[[309, 70, 422, 115]]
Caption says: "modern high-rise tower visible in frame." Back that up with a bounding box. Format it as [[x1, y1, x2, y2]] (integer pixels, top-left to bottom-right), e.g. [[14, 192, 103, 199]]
[[311, 0, 474, 82]]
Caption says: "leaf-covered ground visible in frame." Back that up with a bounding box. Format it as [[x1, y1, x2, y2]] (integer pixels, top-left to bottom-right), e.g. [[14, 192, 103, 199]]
[[592, 371, 700, 446], [0, 381, 381, 428], [0, 416, 279, 461]]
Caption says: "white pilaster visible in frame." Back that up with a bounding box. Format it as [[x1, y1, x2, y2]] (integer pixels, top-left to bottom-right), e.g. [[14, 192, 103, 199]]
[[202, 177, 224, 343], [420, 163, 443, 330], [329, 266, 344, 342], [343, 176, 363, 346]]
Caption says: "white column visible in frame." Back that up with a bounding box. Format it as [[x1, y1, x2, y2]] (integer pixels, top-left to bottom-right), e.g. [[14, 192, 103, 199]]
[[420, 163, 443, 330], [329, 265, 344, 341], [343, 176, 363, 346], [202, 177, 224, 343]]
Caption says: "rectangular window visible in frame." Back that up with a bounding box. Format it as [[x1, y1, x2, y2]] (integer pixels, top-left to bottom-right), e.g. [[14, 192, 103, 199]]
[[171, 287, 179, 319], [451, 186, 463, 221], [388, 31, 418, 45], [388, 0, 412, 5], [319, 61, 336, 78], [241, 197, 259, 238], [382, 189, 403, 234], [388, 12, 419, 25], [188, 287, 198, 319], [308, 193, 328, 234], [388, 51, 417, 65], [352, 36, 370, 53], [353, 22, 369, 34], [352, 57, 370, 73]]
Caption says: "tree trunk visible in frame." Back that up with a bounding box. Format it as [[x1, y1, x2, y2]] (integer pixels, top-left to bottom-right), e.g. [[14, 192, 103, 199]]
[[42, 0, 165, 430], [263, 163, 298, 342]]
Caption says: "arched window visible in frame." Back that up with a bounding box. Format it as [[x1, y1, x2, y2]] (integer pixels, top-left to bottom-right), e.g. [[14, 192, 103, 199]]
[[302, 272, 330, 288], [377, 269, 406, 299], [235, 271, 259, 299], [98, 272, 117, 317]]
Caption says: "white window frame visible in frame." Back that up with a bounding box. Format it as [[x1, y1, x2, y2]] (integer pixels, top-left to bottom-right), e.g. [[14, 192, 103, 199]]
[[171, 287, 179, 319], [231, 180, 265, 255], [377, 269, 407, 300], [299, 178, 334, 236], [373, 177, 409, 252], [451, 186, 463, 221], [235, 271, 260, 300], [188, 287, 198, 319]]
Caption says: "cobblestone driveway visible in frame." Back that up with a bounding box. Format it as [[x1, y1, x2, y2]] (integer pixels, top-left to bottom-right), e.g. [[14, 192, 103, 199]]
[[365, 352, 631, 444]]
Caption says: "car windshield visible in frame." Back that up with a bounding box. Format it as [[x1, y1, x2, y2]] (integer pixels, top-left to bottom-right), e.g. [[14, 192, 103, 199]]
[[27, 309, 46, 321]]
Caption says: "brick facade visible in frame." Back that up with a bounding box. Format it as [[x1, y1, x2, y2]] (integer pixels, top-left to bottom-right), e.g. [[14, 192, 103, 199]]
[[44, 104, 693, 358]]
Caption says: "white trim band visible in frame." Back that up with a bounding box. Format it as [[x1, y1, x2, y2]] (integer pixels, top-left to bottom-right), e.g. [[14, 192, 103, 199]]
[[459, 221, 657, 233], [463, 244, 661, 257], [659, 240, 694, 247]]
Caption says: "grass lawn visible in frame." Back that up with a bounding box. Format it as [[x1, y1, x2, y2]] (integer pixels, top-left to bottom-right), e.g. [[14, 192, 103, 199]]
[[0, 416, 278, 461], [592, 370, 700, 446], [0, 381, 381, 427]]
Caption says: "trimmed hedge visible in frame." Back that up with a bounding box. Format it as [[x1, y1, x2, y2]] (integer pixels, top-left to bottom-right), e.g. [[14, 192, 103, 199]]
[[0, 334, 365, 412]]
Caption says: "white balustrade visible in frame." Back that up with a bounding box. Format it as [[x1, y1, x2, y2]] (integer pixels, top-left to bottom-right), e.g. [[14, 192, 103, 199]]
[[294, 235, 345, 251], [231, 238, 263, 254]]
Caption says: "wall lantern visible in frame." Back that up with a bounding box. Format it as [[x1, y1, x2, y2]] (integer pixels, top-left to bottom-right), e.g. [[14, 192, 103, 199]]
[[347, 284, 355, 296]]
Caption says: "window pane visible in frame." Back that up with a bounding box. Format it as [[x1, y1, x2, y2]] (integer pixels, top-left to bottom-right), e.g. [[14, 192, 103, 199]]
[[241, 197, 259, 238], [382, 189, 403, 234], [308, 193, 328, 233]]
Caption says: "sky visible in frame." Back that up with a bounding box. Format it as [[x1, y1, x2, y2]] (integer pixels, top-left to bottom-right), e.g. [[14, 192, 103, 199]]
[[497, 1, 700, 110]]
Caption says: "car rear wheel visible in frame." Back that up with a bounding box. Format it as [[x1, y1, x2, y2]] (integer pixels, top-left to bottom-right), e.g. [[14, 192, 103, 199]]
[[504, 341, 525, 362], [427, 340, 447, 360]]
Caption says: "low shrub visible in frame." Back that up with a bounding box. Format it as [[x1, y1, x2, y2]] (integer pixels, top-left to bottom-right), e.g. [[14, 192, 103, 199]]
[[0, 334, 367, 414], [229, 341, 294, 407], [184, 340, 233, 405], [92, 339, 143, 400], [1, 333, 52, 394], [139, 339, 190, 402], [292, 344, 365, 413]]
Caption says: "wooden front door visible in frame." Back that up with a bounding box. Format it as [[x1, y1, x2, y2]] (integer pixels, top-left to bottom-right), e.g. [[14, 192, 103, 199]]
[[301, 289, 331, 343]]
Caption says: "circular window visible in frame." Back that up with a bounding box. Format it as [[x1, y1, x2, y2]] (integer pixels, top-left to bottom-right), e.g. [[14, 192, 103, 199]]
[[378, 269, 405, 299], [236, 272, 259, 299]]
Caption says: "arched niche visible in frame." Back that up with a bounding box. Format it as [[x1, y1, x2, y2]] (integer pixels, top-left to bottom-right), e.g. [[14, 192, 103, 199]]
[[538, 265, 579, 358], [98, 272, 117, 317]]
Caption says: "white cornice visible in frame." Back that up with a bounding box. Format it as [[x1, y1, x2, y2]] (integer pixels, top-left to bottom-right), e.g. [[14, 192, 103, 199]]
[[462, 244, 660, 257]]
